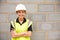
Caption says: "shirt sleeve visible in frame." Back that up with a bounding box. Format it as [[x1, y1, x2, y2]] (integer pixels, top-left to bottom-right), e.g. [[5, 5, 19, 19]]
[[28, 25, 32, 31], [10, 24, 15, 31]]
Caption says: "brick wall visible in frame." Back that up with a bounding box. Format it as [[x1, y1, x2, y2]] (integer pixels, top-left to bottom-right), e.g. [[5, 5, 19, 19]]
[[0, 0, 60, 40]]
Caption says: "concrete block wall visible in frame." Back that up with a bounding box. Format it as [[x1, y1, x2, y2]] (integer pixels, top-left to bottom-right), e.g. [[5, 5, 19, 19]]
[[0, 0, 60, 40]]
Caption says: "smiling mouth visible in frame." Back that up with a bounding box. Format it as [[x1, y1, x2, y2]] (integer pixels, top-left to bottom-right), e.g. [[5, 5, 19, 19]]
[[19, 15, 23, 16]]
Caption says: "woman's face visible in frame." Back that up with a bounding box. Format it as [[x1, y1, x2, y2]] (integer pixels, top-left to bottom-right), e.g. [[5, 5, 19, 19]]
[[16, 10, 26, 19]]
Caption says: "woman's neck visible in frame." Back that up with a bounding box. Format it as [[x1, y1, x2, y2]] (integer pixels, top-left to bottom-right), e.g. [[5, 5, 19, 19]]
[[18, 18, 24, 22]]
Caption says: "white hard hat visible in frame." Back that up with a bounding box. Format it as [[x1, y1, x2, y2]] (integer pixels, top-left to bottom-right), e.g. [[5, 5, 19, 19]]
[[16, 4, 26, 11]]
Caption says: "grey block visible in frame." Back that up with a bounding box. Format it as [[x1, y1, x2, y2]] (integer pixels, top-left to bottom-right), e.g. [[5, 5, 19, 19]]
[[7, 0, 46, 3], [46, 0, 57, 2], [56, 5, 60, 12], [0, 0, 6, 2], [0, 4, 9, 12], [32, 22, 37, 31], [31, 32, 45, 40], [25, 4, 37, 13], [48, 13, 60, 21], [56, 0, 60, 2], [7, 0, 60, 3], [48, 32, 60, 40], [0, 13, 8, 22], [41, 23, 52, 31], [43, 0, 60, 3], [9, 13, 17, 22], [0, 3, 7, 12], [37, 22, 60, 31], [0, 33, 11, 40], [26, 13, 32, 20], [31, 14, 46, 22], [0, 23, 10, 32], [37, 23, 54, 31], [0, 3, 16, 12], [46, 0, 60, 3], [26, 0, 46, 2], [54, 22, 60, 30], [26, 13, 33, 21], [38, 4, 55, 12], [6, 4, 16, 12], [7, 0, 25, 2]]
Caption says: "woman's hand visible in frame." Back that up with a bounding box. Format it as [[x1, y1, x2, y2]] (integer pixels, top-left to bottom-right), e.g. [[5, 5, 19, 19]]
[[11, 30, 32, 38], [23, 31, 32, 37]]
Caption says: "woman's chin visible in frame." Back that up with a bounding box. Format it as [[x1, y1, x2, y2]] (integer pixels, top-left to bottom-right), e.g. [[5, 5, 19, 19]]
[[19, 17, 24, 19]]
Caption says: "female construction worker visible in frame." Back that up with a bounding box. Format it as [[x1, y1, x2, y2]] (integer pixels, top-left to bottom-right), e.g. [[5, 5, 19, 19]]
[[10, 4, 32, 40]]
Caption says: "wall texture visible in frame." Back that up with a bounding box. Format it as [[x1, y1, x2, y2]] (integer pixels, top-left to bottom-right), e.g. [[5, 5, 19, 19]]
[[0, 0, 60, 40]]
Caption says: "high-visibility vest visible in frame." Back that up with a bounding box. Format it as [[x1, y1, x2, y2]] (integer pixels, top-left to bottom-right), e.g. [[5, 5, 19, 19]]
[[11, 19, 32, 40]]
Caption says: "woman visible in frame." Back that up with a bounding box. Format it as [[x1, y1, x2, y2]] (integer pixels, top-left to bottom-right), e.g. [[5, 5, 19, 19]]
[[10, 4, 32, 40]]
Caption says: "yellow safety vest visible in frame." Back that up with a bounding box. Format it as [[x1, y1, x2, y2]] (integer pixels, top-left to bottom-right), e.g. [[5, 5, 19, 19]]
[[11, 19, 32, 40]]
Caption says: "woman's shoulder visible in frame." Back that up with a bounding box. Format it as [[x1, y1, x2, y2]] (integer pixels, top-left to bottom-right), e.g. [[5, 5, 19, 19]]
[[11, 19, 16, 23], [26, 19, 32, 23]]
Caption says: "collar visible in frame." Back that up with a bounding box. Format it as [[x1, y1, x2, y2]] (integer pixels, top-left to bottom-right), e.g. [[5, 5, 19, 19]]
[[16, 17, 26, 25]]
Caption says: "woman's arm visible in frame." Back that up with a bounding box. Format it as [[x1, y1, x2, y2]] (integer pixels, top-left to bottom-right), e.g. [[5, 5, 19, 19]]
[[23, 31, 32, 37], [11, 30, 25, 38], [11, 30, 32, 37]]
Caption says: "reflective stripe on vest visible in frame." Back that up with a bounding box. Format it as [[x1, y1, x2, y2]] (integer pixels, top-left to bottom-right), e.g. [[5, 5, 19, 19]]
[[11, 19, 32, 40]]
